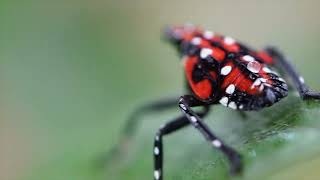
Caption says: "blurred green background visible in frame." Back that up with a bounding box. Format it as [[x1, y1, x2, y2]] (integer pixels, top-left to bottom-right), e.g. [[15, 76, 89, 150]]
[[1, 0, 320, 180]]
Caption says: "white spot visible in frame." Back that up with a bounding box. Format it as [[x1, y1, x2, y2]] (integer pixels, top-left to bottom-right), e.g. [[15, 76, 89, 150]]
[[263, 66, 272, 73], [226, 84, 235, 94], [191, 37, 201, 45], [204, 30, 214, 39], [228, 101, 237, 110], [252, 78, 262, 87], [224, 36, 235, 45], [212, 140, 222, 147], [239, 104, 244, 109], [259, 84, 265, 91], [154, 147, 160, 155], [154, 170, 160, 180], [155, 135, 160, 141], [247, 61, 261, 73], [278, 78, 286, 82], [264, 83, 272, 87], [179, 104, 187, 110], [190, 116, 197, 123], [259, 78, 267, 83], [221, 66, 232, 75], [242, 55, 255, 62], [219, 97, 229, 106], [299, 76, 305, 84], [200, 48, 213, 59]]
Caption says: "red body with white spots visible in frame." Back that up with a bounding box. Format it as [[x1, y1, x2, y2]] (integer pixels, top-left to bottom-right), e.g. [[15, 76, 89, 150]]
[[148, 25, 320, 180], [165, 25, 288, 110]]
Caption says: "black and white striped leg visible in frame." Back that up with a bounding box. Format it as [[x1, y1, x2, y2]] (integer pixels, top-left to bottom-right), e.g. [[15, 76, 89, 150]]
[[265, 46, 320, 100], [154, 106, 209, 180], [178, 95, 243, 175]]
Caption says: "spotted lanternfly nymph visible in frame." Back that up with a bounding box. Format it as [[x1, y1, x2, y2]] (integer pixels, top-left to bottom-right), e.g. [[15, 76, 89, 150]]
[[106, 24, 320, 180]]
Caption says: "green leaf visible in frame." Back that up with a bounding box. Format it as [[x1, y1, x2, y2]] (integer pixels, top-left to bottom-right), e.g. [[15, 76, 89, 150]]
[[107, 97, 320, 180]]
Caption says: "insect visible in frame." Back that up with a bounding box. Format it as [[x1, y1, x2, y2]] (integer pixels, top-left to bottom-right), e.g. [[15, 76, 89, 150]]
[[106, 24, 320, 180]]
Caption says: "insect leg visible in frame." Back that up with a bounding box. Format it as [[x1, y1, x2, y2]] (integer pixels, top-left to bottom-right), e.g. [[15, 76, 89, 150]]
[[154, 106, 209, 180], [104, 96, 179, 165], [265, 46, 320, 100], [179, 95, 243, 175]]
